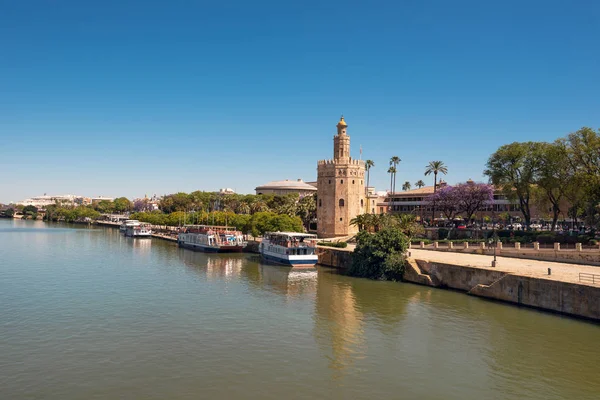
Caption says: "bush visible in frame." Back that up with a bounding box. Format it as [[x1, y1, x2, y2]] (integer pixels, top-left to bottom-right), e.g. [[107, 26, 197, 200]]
[[590, 239, 598, 246], [536, 234, 556, 244], [347, 227, 409, 281], [317, 241, 348, 248], [411, 239, 432, 245]]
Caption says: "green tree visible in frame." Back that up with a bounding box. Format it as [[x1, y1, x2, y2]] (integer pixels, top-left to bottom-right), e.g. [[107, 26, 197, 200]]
[[94, 200, 114, 214], [113, 197, 133, 213], [415, 180, 425, 189], [535, 141, 570, 230], [566, 127, 600, 228], [350, 213, 370, 232], [296, 194, 316, 231], [484, 142, 542, 227], [347, 227, 409, 281], [402, 181, 411, 191]]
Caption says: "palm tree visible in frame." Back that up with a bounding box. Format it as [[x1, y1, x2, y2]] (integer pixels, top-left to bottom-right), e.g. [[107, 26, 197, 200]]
[[424, 160, 448, 226], [402, 181, 411, 191], [415, 180, 425, 189], [365, 160, 375, 196], [387, 166, 396, 213], [424, 161, 448, 192], [350, 214, 369, 232], [387, 166, 396, 193], [390, 156, 401, 194]]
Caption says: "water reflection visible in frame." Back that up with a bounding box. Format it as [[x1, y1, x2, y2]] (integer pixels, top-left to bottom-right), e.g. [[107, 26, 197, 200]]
[[176, 248, 246, 280], [258, 264, 318, 300], [313, 270, 366, 378]]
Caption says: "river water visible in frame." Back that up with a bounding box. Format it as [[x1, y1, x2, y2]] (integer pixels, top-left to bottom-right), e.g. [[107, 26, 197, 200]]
[[1, 219, 599, 399]]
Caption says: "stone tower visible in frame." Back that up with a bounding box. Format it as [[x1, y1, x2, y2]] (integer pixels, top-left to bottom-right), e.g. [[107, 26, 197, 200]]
[[317, 116, 366, 238]]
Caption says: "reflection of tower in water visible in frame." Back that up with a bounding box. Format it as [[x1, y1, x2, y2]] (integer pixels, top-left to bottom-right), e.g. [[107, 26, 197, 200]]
[[313, 274, 366, 377], [258, 265, 318, 300]]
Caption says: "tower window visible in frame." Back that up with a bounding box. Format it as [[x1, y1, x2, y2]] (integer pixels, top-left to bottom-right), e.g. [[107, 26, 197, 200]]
[[329, 180, 331, 184], [339, 199, 345, 207], [352, 180, 355, 184], [319, 199, 322, 207], [341, 180, 344, 184], [340, 218, 342, 221], [361, 199, 363, 207]]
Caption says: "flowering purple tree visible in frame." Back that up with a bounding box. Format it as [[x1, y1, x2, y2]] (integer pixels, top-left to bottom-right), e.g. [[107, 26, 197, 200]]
[[455, 182, 494, 222], [134, 198, 151, 212], [427, 185, 460, 221]]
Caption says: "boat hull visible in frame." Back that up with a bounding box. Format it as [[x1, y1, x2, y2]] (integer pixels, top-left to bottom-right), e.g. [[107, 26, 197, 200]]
[[178, 241, 244, 253], [125, 233, 152, 238], [260, 253, 318, 268]]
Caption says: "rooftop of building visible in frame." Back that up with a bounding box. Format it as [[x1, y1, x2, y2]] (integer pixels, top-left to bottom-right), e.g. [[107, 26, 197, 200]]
[[255, 179, 318, 191]]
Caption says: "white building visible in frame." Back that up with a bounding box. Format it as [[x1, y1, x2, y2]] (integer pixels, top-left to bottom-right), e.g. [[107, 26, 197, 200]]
[[255, 179, 318, 197], [18, 194, 84, 208]]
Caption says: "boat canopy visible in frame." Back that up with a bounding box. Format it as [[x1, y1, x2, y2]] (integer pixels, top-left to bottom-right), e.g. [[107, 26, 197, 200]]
[[265, 232, 317, 239]]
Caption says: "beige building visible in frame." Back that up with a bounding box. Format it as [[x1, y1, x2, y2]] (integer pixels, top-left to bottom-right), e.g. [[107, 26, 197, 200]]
[[255, 179, 317, 197], [317, 116, 365, 237]]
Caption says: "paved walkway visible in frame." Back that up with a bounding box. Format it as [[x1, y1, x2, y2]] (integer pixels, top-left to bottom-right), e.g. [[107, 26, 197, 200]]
[[409, 248, 600, 286]]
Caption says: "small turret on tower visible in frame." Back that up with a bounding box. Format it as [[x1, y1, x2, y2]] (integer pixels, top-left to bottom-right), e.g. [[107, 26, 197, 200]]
[[333, 116, 350, 162]]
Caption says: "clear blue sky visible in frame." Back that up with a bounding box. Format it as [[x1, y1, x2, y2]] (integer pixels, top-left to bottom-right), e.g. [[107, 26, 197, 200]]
[[1, 0, 599, 203]]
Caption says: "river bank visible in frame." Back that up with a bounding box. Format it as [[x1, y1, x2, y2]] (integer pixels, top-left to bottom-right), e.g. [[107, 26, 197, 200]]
[[316, 246, 600, 321]]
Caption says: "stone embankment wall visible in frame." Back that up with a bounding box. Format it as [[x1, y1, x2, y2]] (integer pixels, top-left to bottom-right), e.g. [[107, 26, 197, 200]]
[[405, 260, 600, 320], [316, 246, 354, 268], [317, 247, 600, 321]]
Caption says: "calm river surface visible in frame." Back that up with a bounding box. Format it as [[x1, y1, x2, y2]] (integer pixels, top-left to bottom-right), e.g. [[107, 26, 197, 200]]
[[1, 219, 599, 399]]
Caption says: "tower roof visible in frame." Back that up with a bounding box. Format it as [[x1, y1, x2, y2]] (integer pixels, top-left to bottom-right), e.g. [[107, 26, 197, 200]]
[[336, 116, 347, 127]]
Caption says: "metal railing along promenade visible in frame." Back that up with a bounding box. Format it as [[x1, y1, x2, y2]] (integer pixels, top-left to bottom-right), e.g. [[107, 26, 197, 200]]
[[579, 273, 600, 285]]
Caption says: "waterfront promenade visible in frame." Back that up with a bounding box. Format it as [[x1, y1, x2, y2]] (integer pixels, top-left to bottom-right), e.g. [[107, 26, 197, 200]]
[[409, 248, 600, 287]]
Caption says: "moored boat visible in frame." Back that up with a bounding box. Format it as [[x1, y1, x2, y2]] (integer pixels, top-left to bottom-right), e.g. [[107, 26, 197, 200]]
[[120, 219, 139, 232], [259, 232, 318, 267], [177, 225, 246, 253], [125, 222, 152, 238]]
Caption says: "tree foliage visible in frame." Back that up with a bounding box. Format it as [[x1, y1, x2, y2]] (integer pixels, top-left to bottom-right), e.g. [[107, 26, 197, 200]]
[[44, 205, 101, 222], [484, 142, 542, 226], [351, 213, 424, 238], [485, 129, 600, 229], [347, 227, 409, 281], [131, 210, 303, 236]]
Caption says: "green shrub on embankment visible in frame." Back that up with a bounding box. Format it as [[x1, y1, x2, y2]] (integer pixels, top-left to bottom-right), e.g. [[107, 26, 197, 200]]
[[347, 227, 408, 281], [317, 241, 348, 248]]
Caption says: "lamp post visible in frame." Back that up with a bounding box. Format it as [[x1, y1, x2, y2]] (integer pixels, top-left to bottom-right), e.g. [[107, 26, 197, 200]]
[[489, 197, 498, 267]]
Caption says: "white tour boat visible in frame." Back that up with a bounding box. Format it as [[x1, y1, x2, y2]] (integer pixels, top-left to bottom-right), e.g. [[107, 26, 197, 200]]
[[259, 232, 319, 267], [120, 219, 139, 232], [124, 222, 152, 238], [178, 225, 246, 253]]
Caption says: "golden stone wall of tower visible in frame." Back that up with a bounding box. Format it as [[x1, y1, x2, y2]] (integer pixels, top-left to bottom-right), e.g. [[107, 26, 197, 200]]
[[317, 117, 366, 238]]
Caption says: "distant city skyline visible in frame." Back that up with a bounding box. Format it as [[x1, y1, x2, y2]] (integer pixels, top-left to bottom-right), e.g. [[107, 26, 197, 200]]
[[1, 1, 599, 204]]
